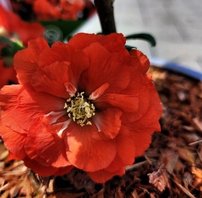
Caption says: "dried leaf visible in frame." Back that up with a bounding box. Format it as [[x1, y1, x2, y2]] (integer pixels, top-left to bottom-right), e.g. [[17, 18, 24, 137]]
[[148, 169, 168, 192], [191, 167, 202, 179], [92, 189, 104, 198], [192, 118, 202, 131], [197, 145, 202, 162], [183, 172, 193, 189], [173, 178, 195, 198], [115, 188, 124, 198], [177, 147, 195, 164], [131, 190, 139, 198], [160, 149, 178, 174], [0, 150, 9, 161], [1, 190, 9, 198], [9, 186, 20, 197]]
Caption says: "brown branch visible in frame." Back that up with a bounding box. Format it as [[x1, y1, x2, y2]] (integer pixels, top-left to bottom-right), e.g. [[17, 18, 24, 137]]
[[94, 0, 116, 34]]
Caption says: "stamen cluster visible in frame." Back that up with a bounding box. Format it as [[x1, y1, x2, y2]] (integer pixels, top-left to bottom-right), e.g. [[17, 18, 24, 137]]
[[64, 92, 95, 126]]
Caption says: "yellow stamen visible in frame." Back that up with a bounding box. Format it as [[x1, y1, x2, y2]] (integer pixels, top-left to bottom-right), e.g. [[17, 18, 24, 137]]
[[64, 92, 95, 126]]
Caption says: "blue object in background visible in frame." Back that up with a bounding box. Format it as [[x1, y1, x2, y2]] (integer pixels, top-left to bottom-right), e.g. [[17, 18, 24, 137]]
[[151, 57, 202, 81]]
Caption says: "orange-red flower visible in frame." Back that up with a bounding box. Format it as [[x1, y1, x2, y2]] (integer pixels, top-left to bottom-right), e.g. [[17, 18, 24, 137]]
[[0, 33, 162, 183], [26, 0, 85, 20], [0, 5, 44, 45]]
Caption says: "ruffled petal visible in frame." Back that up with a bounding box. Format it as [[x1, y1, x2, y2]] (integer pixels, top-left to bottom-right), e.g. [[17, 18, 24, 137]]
[[68, 33, 126, 53], [131, 129, 154, 157], [24, 156, 72, 176], [0, 126, 26, 159], [89, 83, 109, 100], [88, 128, 136, 183], [28, 37, 49, 54], [14, 38, 48, 86], [79, 43, 132, 93], [129, 98, 161, 157], [94, 108, 122, 139], [66, 123, 116, 172], [123, 77, 162, 123], [24, 158, 59, 176], [25, 121, 69, 168], [14, 39, 89, 97], [121, 83, 161, 157], [116, 127, 136, 164], [0, 85, 64, 134], [97, 93, 139, 112], [30, 61, 70, 98], [99, 128, 135, 174], [39, 43, 89, 86], [79, 42, 111, 93], [88, 168, 124, 183], [15, 47, 71, 98], [130, 49, 150, 73], [14, 38, 68, 97], [54, 166, 73, 176], [25, 156, 72, 178]]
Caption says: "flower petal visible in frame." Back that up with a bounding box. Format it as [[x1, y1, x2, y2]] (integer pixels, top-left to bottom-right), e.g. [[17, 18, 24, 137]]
[[54, 166, 73, 176], [0, 126, 26, 159], [15, 49, 72, 98], [126, 80, 162, 124], [125, 94, 161, 157], [68, 33, 126, 53], [123, 86, 161, 157], [131, 129, 154, 157], [66, 124, 116, 172], [89, 83, 109, 100], [94, 108, 122, 139], [30, 61, 71, 98], [14, 39, 89, 97], [116, 127, 136, 164], [98, 93, 139, 112], [88, 168, 124, 183], [15, 39, 69, 98], [88, 130, 136, 183], [0, 85, 64, 134], [130, 49, 150, 73], [25, 121, 70, 168], [100, 128, 136, 174], [39, 43, 89, 86], [24, 156, 72, 176], [14, 38, 48, 85], [79, 43, 132, 93]]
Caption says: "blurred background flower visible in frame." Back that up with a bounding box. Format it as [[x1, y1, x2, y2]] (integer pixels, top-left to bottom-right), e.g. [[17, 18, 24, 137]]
[[0, 0, 95, 88]]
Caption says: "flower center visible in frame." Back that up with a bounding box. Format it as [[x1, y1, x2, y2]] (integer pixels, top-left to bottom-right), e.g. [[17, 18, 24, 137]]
[[64, 92, 95, 126]]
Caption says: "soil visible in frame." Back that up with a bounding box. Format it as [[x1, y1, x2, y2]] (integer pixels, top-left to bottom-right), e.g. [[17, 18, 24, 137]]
[[0, 67, 202, 198]]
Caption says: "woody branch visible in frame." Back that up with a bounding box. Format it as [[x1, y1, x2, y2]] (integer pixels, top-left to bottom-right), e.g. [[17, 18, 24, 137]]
[[94, 0, 116, 34]]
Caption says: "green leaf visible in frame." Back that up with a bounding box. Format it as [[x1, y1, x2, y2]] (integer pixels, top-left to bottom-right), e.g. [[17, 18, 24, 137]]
[[126, 33, 156, 47], [0, 36, 24, 56]]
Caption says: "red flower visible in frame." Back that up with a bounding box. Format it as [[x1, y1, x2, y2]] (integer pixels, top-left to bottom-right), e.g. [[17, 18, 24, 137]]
[[27, 0, 85, 20], [0, 5, 44, 45], [0, 33, 162, 183]]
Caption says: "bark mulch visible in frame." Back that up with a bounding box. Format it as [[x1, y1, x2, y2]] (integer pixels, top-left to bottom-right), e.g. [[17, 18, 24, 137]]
[[0, 67, 202, 198]]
